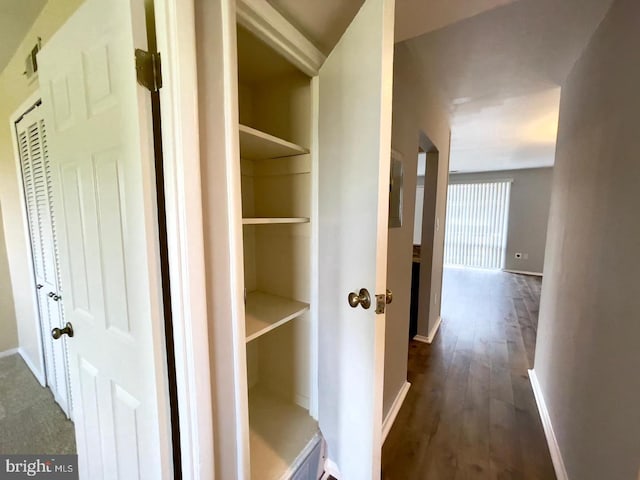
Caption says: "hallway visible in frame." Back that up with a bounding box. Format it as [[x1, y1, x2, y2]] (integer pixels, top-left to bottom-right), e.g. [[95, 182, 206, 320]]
[[382, 268, 556, 479]]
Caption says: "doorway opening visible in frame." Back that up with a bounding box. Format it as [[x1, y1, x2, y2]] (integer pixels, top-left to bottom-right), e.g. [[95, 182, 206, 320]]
[[5, 98, 76, 454], [409, 132, 440, 342]]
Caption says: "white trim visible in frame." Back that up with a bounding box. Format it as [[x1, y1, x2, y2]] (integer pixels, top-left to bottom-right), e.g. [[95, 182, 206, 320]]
[[19, 347, 46, 387], [0, 348, 19, 359], [503, 269, 543, 277], [8, 91, 47, 390], [449, 177, 514, 184], [528, 369, 569, 480], [427, 316, 442, 343], [413, 315, 442, 344], [309, 76, 319, 419], [153, 0, 215, 478], [236, 0, 326, 77], [322, 458, 342, 480], [193, 1, 251, 478], [382, 381, 410, 442]]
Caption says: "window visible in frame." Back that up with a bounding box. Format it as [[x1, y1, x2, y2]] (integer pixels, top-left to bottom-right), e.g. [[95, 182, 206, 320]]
[[444, 181, 511, 269]]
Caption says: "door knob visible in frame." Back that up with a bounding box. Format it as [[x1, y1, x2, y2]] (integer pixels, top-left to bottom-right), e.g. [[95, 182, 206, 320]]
[[48, 292, 61, 301], [348, 288, 371, 309], [385, 289, 393, 304], [52, 322, 74, 339]]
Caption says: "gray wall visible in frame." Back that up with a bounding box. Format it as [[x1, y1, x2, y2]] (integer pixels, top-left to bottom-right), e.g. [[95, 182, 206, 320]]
[[0, 202, 18, 352], [383, 43, 451, 418], [534, 1, 640, 479], [450, 167, 553, 273]]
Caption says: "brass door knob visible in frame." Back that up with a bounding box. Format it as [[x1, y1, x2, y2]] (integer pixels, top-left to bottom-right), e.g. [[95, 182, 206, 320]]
[[348, 288, 371, 309], [52, 322, 74, 339]]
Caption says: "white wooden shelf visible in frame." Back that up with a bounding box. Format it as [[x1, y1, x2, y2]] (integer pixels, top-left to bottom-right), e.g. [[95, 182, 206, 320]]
[[239, 124, 309, 160], [245, 291, 309, 343], [249, 387, 319, 480], [242, 217, 309, 225]]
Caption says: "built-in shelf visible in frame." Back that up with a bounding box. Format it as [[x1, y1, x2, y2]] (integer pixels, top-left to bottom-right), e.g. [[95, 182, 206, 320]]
[[242, 217, 310, 225], [239, 124, 309, 160], [245, 291, 309, 343], [249, 387, 320, 480]]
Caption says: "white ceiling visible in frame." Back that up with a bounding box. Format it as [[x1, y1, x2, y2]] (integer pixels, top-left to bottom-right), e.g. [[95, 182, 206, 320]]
[[395, 0, 517, 43], [267, 0, 521, 53], [0, 0, 46, 74], [404, 0, 613, 172], [450, 88, 560, 172], [269, 0, 613, 173], [267, 0, 365, 54]]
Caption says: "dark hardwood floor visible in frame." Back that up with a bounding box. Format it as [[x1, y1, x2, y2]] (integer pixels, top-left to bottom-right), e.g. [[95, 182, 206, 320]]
[[382, 268, 556, 480]]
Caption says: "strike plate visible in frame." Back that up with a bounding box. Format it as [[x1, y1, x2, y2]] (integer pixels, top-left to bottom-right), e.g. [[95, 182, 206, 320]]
[[375, 294, 386, 314]]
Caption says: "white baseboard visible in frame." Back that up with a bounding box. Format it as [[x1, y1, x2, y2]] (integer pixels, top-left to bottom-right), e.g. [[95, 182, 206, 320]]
[[19, 347, 46, 387], [427, 316, 442, 342], [382, 381, 411, 443], [528, 369, 568, 480], [0, 348, 19, 359], [414, 316, 442, 344], [503, 269, 543, 277], [322, 458, 341, 479]]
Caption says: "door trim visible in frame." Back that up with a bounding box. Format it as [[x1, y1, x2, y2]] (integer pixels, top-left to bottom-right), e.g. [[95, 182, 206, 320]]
[[8, 90, 48, 388], [236, 0, 326, 76], [153, 0, 215, 478]]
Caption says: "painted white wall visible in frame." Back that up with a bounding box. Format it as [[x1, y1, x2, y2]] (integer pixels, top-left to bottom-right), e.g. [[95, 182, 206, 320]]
[[383, 42, 450, 417], [534, 1, 640, 478], [0, 0, 83, 374]]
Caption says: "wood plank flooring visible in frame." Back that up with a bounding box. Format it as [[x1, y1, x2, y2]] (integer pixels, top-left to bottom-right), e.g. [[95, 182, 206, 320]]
[[382, 268, 556, 480]]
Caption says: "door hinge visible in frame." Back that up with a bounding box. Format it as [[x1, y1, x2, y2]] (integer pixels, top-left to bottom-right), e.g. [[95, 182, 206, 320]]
[[135, 49, 162, 92]]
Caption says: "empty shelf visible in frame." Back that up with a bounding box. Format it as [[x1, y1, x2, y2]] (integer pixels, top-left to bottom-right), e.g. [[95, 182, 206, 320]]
[[242, 217, 310, 225], [245, 291, 309, 342], [239, 124, 309, 160], [249, 387, 319, 480]]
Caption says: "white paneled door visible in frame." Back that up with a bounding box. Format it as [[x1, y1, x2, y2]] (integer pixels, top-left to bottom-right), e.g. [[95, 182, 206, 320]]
[[38, 0, 172, 477], [16, 105, 71, 418], [317, 0, 395, 477]]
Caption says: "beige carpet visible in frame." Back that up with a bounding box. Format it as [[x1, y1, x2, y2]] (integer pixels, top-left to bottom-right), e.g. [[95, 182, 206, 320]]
[[0, 354, 76, 454]]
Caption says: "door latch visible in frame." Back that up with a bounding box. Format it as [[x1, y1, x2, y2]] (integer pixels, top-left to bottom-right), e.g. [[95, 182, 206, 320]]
[[375, 289, 393, 314]]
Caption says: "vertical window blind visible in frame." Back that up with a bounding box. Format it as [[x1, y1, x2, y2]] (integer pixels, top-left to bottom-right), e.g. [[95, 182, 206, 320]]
[[444, 181, 511, 270]]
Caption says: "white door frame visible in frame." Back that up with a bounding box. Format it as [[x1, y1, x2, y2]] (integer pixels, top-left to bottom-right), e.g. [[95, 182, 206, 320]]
[[7, 2, 215, 478], [9, 90, 48, 387], [152, 0, 215, 478]]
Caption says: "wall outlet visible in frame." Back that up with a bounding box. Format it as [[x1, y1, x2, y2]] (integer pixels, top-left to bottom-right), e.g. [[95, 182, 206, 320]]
[[515, 252, 523, 259]]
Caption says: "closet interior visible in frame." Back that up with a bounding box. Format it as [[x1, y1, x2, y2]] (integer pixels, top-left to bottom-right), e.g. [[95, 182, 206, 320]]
[[236, 24, 321, 479]]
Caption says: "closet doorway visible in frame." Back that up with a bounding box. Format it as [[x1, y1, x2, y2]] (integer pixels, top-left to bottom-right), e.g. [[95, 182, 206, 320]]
[[14, 99, 73, 419]]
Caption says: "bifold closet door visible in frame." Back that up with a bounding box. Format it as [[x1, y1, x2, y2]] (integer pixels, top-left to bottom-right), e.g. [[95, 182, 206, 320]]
[[16, 105, 72, 417]]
